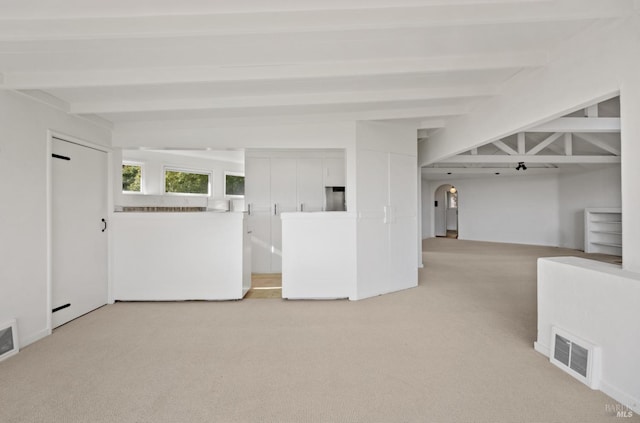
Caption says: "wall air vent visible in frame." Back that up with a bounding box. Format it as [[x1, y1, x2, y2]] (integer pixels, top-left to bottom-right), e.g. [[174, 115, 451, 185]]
[[550, 326, 601, 389], [0, 319, 19, 362]]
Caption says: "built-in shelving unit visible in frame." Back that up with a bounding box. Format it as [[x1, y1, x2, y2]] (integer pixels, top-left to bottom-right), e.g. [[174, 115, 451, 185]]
[[584, 208, 622, 256]]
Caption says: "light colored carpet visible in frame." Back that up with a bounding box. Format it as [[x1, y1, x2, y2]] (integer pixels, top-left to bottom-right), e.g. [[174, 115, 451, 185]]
[[0, 239, 634, 423]]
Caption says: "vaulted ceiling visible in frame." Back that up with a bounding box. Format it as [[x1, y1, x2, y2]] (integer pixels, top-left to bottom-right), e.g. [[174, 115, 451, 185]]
[[0, 0, 635, 138]]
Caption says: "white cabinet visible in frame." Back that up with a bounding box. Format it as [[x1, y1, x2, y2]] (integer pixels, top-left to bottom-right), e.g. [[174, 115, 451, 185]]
[[269, 158, 297, 273], [245, 157, 272, 273], [246, 152, 344, 273], [297, 158, 324, 212], [584, 208, 622, 256], [323, 158, 345, 187]]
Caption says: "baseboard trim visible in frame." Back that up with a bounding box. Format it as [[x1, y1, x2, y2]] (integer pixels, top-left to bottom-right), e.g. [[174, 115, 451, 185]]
[[600, 380, 640, 414], [21, 327, 51, 348], [533, 341, 550, 357]]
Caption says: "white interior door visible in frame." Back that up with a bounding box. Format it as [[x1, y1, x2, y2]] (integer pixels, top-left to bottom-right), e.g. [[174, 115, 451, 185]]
[[52, 138, 108, 328]]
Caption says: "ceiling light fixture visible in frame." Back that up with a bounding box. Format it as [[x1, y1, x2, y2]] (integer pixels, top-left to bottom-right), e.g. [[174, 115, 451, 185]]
[[515, 162, 527, 171], [449, 186, 457, 194]]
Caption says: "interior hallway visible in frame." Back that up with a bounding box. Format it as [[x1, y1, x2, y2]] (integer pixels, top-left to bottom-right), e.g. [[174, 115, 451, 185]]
[[0, 239, 632, 423]]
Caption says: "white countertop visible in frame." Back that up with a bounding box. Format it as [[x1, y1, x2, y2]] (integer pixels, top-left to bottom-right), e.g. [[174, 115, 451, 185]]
[[280, 211, 355, 220]]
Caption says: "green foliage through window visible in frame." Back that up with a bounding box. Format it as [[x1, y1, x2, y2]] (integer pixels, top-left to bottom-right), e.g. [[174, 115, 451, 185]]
[[165, 169, 210, 195], [122, 164, 141, 192], [225, 174, 245, 196]]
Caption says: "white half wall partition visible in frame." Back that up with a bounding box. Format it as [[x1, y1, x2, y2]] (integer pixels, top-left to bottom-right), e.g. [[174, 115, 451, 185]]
[[536, 257, 640, 413], [281, 212, 356, 300], [112, 212, 251, 300]]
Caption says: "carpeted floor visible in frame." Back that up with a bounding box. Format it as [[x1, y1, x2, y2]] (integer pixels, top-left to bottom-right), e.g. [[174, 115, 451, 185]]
[[0, 239, 634, 423]]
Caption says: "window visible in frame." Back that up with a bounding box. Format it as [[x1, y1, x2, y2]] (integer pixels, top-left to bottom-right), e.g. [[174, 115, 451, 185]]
[[447, 191, 458, 209], [164, 167, 211, 196], [225, 172, 245, 197], [122, 162, 143, 193]]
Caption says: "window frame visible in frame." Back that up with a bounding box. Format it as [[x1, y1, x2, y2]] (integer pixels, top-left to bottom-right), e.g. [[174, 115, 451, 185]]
[[163, 166, 213, 197], [224, 171, 245, 198], [122, 161, 145, 194]]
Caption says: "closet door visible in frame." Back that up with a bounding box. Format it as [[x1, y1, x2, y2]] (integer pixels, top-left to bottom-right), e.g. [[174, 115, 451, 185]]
[[270, 158, 297, 273], [297, 158, 324, 212], [245, 157, 271, 273], [51, 138, 108, 328]]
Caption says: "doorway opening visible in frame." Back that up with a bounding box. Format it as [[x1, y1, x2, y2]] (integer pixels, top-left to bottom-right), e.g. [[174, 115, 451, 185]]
[[434, 184, 458, 239]]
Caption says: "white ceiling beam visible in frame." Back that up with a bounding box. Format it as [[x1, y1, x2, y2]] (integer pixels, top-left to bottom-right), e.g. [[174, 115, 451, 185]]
[[492, 140, 518, 155], [586, 104, 599, 117], [574, 133, 621, 156], [527, 117, 621, 133], [0, 1, 632, 41], [517, 132, 526, 154], [113, 105, 469, 131], [422, 167, 562, 176], [527, 132, 563, 155], [564, 133, 573, 156], [68, 86, 494, 115], [418, 119, 447, 130], [0, 53, 547, 89], [440, 155, 620, 164]]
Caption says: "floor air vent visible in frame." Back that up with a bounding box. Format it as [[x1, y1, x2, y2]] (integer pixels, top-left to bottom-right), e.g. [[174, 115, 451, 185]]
[[550, 326, 600, 389]]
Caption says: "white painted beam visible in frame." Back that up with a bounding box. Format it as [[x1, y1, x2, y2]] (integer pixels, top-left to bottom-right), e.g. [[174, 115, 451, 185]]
[[113, 105, 469, 131], [0, 53, 547, 89], [517, 132, 526, 154], [574, 133, 621, 156], [69, 86, 494, 114], [440, 155, 620, 164], [564, 133, 573, 155], [422, 167, 562, 176], [418, 119, 447, 130], [0, 1, 632, 41], [527, 117, 621, 133], [526, 132, 564, 155], [492, 140, 518, 155]]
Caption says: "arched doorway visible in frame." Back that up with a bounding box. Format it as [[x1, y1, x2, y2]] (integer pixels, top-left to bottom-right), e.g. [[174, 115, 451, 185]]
[[434, 184, 458, 239]]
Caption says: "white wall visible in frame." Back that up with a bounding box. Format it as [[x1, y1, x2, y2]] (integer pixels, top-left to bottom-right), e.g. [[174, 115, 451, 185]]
[[536, 257, 640, 413], [433, 184, 450, 237], [0, 91, 111, 347], [423, 166, 621, 248], [425, 174, 561, 246], [421, 179, 433, 239], [558, 165, 621, 249]]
